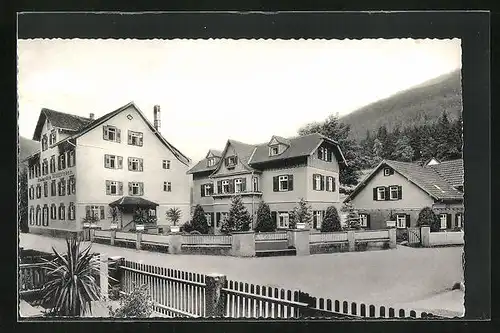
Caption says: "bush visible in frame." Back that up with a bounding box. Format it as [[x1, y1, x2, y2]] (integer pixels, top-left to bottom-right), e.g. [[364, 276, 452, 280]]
[[224, 196, 252, 233], [191, 205, 209, 234], [292, 198, 312, 228], [180, 221, 194, 233], [255, 201, 275, 232], [108, 284, 154, 318], [417, 207, 440, 232], [321, 206, 342, 232]]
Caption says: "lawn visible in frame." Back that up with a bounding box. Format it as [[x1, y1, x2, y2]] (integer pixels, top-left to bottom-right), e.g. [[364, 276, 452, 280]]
[[20, 233, 463, 314]]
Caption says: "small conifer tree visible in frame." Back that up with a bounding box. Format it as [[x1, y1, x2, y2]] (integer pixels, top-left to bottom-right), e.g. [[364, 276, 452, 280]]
[[321, 206, 342, 232], [255, 201, 275, 232], [191, 205, 209, 234]]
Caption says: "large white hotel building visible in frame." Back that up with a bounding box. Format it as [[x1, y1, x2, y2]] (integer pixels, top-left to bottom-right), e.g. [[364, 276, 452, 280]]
[[25, 102, 192, 237]]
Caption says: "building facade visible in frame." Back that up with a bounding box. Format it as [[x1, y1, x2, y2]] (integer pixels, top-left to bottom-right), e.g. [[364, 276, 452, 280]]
[[188, 134, 346, 232], [26, 102, 191, 237], [344, 159, 464, 231]]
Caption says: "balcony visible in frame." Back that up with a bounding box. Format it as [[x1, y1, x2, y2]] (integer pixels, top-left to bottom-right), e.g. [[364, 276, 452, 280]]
[[212, 191, 263, 198]]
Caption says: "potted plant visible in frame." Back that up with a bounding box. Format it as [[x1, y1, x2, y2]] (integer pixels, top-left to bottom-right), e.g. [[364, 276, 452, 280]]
[[166, 207, 182, 233], [292, 199, 312, 230]]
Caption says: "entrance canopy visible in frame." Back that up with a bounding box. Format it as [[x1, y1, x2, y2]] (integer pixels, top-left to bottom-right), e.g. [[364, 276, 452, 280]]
[[109, 196, 159, 209]]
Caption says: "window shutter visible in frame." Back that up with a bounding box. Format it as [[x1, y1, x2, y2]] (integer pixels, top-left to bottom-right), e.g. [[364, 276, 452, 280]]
[[271, 211, 277, 226], [118, 156, 123, 169], [313, 174, 317, 190], [373, 188, 377, 200], [273, 176, 279, 192], [384, 187, 390, 201], [234, 156, 238, 165], [140, 183, 144, 195], [327, 150, 332, 162], [127, 158, 132, 171], [224, 158, 229, 166], [58, 156, 61, 170], [367, 214, 371, 229], [139, 159, 144, 171], [406, 214, 411, 228], [201, 184, 206, 197], [100, 206, 105, 220], [216, 212, 221, 227], [128, 131, 132, 145], [119, 182, 123, 195], [446, 213, 452, 229], [217, 181, 222, 194], [106, 180, 110, 195], [320, 175, 325, 191], [116, 129, 121, 143], [390, 168, 395, 175], [288, 175, 294, 191], [229, 180, 234, 193], [398, 186, 403, 200], [317, 148, 323, 160], [128, 183, 132, 195], [103, 126, 107, 140], [139, 135, 143, 146], [332, 177, 337, 192], [85, 205, 90, 218], [210, 213, 215, 227], [241, 178, 247, 192]]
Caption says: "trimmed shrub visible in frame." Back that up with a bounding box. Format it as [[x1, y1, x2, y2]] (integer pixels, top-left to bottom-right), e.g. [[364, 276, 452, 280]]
[[223, 196, 252, 233], [191, 205, 209, 234], [255, 201, 275, 232], [321, 206, 342, 232], [417, 207, 440, 232]]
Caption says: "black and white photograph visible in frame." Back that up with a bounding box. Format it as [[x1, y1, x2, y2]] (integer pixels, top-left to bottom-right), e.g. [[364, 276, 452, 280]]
[[16, 16, 474, 321]]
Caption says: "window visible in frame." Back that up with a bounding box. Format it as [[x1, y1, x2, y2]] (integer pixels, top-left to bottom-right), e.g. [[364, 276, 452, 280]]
[[127, 114, 133, 120], [359, 213, 368, 227], [68, 176, 76, 195], [269, 146, 279, 156], [389, 186, 399, 200], [128, 157, 143, 171], [129, 182, 143, 196], [103, 125, 120, 142], [234, 179, 243, 193], [58, 203, 65, 220], [396, 215, 406, 229], [278, 212, 289, 229], [68, 150, 76, 167], [50, 204, 57, 219], [28, 166, 33, 179], [42, 205, 49, 226], [58, 153, 66, 170], [29, 206, 34, 225], [42, 135, 48, 151], [68, 203, 75, 220], [49, 129, 57, 145], [203, 184, 213, 197], [163, 160, 171, 169], [205, 213, 212, 226], [43, 182, 48, 197], [51, 180, 56, 196], [440, 214, 447, 230], [35, 164, 40, 177], [326, 176, 334, 192], [128, 130, 143, 146], [87, 205, 101, 220], [36, 205, 41, 226], [42, 159, 48, 175], [252, 177, 259, 192], [383, 168, 391, 176], [317, 147, 332, 162], [314, 175, 322, 191], [29, 186, 34, 200], [220, 212, 228, 226], [456, 213, 463, 228], [226, 156, 237, 167], [50, 155, 56, 173], [222, 180, 230, 194], [207, 158, 217, 167], [106, 180, 121, 195], [149, 209, 156, 217], [313, 211, 323, 230], [163, 181, 172, 192], [104, 154, 123, 169], [377, 187, 386, 200], [279, 175, 289, 191], [36, 185, 41, 199], [58, 178, 66, 196]]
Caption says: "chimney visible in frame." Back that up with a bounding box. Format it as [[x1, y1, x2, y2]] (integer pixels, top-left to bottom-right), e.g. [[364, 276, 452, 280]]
[[153, 105, 161, 131], [89, 113, 95, 120]]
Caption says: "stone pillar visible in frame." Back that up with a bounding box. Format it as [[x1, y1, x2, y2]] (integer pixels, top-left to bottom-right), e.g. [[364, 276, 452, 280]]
[[136, 232, 142, 250], [287, 230, 295, 248], [230, 231, 256, 257], [205, 273, 227, 317], [347, 230, 356, 252], [89, 229, 95, 242], [168, 233, 183, 254], [420, 226, 431, 247], [110, 230, 116, 246], [99, 254, 109, 299], [289, 229, 310, 256], [388, 228, 397, 249]]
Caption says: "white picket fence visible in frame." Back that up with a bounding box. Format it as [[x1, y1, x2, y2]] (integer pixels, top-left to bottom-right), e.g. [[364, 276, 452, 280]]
[[354, 230, 390, 241], [255, 232, 288, 241], [182, 235, 232, 245], [429, 231, 464, 246], [309, 232, 348, 244]]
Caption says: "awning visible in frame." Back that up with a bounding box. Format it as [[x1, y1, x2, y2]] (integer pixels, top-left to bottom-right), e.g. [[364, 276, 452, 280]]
[[108, 196, 158, 208]]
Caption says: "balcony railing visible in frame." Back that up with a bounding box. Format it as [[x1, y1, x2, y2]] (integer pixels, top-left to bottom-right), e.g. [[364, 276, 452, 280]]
[[212, 191, 263, 198]]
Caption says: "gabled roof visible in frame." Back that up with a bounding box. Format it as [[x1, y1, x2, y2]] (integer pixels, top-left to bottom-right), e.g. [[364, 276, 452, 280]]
[[32, 108, 93, 141], [31, 102, 191, 166], [429, 159, 464, 189], [207, 149, 223, 158], [345, 159, 463, 202], [269, 135, 291, 146], [208, 139, 257, 176], [249, 133, 346, 165]]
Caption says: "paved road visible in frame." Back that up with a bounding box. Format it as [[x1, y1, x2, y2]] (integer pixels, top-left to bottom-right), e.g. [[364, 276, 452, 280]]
[[20, 233, 463, 313]]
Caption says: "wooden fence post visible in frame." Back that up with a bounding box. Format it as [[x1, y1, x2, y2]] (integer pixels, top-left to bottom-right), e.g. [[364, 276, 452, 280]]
[[136, 232, 142, 250], [110, 230, 116, 246], [205, 273, 227, 317], [99, 254, 109, 299]]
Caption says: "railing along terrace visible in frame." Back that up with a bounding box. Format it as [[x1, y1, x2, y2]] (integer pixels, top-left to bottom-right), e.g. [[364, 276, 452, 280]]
[[255, 232, 288, 242], [94, 229, 111, 239], [19, 263, 47, 296], [309, 232, 348, 244], [182, 235, 232, 246], [354, 230, 390, 241]]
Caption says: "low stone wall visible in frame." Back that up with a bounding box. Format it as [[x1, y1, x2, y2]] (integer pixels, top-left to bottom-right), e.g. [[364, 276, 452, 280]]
[[141, 242, 169, 253], [28, 227, 81, 239], [181, 245, 231, 256], [355, 240, 390, 252], [93, 237, 111, 246], [114, 239, 137, 249], [310, 242, 349, 254]]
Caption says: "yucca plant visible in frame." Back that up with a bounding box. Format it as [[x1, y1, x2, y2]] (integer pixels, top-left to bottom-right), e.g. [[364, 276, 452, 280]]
[[41, 236, 101, 317]]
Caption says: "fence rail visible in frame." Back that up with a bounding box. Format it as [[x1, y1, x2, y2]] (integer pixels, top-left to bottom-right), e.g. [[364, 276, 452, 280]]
[[182, 235, 232, 246], [354, 230, 390, 241], [309, 232, 348, 244], [115, 232, 137, 241], [19, 263, 47, 295], [94, 230, 111, 239], [142, 234, 171, 245], [255, 232, 288, 242]]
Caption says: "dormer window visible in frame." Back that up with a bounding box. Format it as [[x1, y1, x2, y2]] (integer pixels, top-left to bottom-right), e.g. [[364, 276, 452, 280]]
[[269, 145, 279, 156], [225, 156, 237, 168], [207, 158, 217, 167], [317, 146, 332, 162], [383, 168, 392, 176], [49, 129, 57, 145], [41, 135, 48, 151]]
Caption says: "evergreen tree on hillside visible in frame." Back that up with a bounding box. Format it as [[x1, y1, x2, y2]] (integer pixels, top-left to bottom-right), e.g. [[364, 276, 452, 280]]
[[373, 138, 384, 164], [435, 111, 452, 160], [447, 115, 463, 160], [255, 201, 275, 232], [298, 114, 360, 186], [392, 135, 414, 162]]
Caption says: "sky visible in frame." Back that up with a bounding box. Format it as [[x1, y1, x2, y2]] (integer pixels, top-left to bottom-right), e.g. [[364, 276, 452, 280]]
[[17, 38, 462, 162]]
